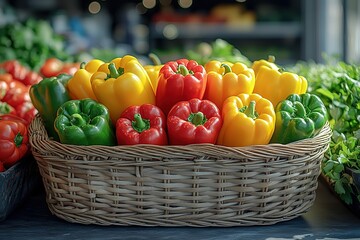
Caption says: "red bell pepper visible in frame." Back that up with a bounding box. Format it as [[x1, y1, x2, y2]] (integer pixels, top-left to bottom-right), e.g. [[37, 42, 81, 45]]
[[2, 80, 30, 108], [0, 113, 29, 126], [156, 59, 207, 115], [167, 98, 222, 145], [116, 104, 168, 145], [15, 101, 38, 125], [0, 161, 4, 172], [0, 119, 29, 168]]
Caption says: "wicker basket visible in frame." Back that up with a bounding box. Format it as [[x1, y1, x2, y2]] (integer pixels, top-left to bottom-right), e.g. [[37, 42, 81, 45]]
[[29, 114, 332, 227]]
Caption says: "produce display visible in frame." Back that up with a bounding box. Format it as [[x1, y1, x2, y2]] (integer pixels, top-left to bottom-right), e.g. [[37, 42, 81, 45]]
[[0, 18, 355, 222], [23, 53, 327, 151]]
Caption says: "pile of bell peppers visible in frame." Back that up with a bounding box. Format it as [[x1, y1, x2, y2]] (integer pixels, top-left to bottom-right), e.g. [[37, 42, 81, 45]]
[[26, 54, 328, 150]]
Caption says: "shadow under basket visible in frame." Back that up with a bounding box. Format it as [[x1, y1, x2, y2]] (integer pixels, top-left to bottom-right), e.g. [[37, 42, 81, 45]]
[[29, 115, 332, 227]]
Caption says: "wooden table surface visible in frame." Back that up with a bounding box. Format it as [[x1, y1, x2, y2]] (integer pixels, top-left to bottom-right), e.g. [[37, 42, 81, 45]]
[[2, 179, 360, 240]]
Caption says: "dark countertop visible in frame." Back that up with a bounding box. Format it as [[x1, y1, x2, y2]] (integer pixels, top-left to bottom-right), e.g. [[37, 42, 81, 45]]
[[1, 178, 360, 240]]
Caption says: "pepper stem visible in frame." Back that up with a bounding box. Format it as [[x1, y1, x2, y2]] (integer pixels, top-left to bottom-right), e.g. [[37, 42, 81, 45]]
[[14, 132, 23, 148], [178, 64, 189, 76], [80, 62, 86, 69], [188, 112, 207, 126], [241, 101, 258, 119], [268, 55, 275, 63], [220, 63, 232, 74], [70, 113, 87, 127], [293, 102, 307, 117], [148, 53, 161, 65], [132, 113, 150, 133], [108, 63, 124, 79]]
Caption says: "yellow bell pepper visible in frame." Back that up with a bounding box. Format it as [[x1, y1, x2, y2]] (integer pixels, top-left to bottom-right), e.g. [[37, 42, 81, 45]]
[[67, 59, 104, 101], [217, 93, 275, 147], [253, 67, 308, 108], [251, 55, 279, 76], [204, 60, 255, 111], [91, 55, 155, 124], [144, 53, 163, 93]]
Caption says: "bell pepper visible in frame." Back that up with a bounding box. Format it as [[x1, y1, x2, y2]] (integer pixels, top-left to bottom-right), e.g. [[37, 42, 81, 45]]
[[253, 66, 308, 108], [217, 93, 276, 147], [144, 53, 163, 93], [54, 98, 116, 146], [116, 103, 167, 145], [67, 59, 104, 101], [91, 55, 155, 124], [167, 98, 222, 145], [2, 79, 30, 108], [204, 61, 255, 111], [156, 59, 207, 116], [0, 162, 4, 172], [0, 119, 29, 168], [270, 93, 328, 144], [251, 55, 279, 76], [29, 74, 72, 140], [15, 101, 38, 125], [0, 113, 29, 126]]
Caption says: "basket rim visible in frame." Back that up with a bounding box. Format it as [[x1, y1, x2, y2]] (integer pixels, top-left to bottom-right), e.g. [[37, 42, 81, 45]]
[[28, 114, 332, 154]]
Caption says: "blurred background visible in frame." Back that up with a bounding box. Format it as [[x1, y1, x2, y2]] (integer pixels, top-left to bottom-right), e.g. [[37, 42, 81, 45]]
[[0, 0, 359, 65]]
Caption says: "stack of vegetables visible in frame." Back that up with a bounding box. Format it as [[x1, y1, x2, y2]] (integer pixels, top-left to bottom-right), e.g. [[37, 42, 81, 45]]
[[0, 18, 82, 172], [27, 54, 328, 153], [0, 58, 80, 172]]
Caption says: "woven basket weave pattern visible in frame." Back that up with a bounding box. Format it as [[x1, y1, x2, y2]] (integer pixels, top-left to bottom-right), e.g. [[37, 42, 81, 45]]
[[29, 115, 331, 227]]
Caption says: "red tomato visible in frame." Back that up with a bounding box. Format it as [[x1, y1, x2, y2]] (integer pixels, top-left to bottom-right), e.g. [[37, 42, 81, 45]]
[[59, 62, 81, 75], [40, 58, 64, 78], [0, 81, 9, 100]]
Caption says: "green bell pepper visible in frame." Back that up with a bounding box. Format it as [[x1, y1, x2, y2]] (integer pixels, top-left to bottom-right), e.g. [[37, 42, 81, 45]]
[[54, 98, 116, 146], [29, 74, 72, 140], [270, 93, 328, 144]]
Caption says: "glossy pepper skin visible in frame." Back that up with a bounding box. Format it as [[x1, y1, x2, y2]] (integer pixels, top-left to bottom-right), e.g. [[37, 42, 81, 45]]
[[253, 66, 308, 108], [167, 98, 222, 145], [270, 93, 328, 144], [217, 93, 275, 147], [54, 98, 116, 146], [29, 74, 72, 140], [156, 59, 207, 116], [0, 119, 29, 168], [144, 53, 163, 93], [91, 55, 155, 124], [67, 59, 104, 101], [116, 104, 167, 145], [204, 61, 255, 111], [251, 55, 279, 76]]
